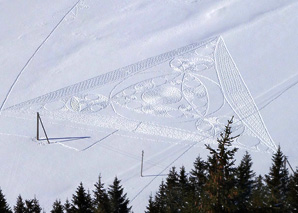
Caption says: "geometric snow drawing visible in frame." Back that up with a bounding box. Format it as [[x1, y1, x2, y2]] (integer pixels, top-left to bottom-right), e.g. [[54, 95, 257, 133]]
[[5, 37, 277, 152]]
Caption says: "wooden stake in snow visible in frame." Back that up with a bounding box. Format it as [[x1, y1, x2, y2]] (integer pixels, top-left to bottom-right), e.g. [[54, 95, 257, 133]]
[[141, 150, 144, 177], [36, 112, 50, 144]]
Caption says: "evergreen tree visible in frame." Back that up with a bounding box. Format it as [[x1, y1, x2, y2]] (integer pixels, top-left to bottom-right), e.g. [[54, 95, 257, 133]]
[[203, 117, 239, 212], [235, 151, 255, 211], [265, 146, 289, 211], [25, 197, 42, 213], [14, 195, 26, 213], [108, 177, 131, 213], [251, 175, 270, 211], [64, 199, 72, 213], [50, 200, 63, 213], [93, 174, 110, 213], [189, 155, 207, 211], [145, 194, 157, 213], [0, 188, 12, 213], [287, 169, 298, 212], [71, 182, 93, 213], [153, 181, 167, 213], [165, 167, 180, 212], [177, 166, 190, 211]]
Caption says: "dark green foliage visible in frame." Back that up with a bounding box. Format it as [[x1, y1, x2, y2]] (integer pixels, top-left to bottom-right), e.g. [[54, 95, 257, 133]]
[[251, 175, 270, 211], [177, 166, 190, 211], [14, 195, 26, 213], [288, 169, 298, 212], [93, 175, 110, 213], [153, 181, 167, 213], [145, 194, 157, 213], [235, 151, 255, 211], [64, 199, 72, 213], [265, 146, 289, 211], [203, 117, 239, 212], [189, 155, 207, 210], [108, 177, 131, 213], [71, 182, 93, 213], [25, 197, 42, 213], [164, 167, 180, 212], [50, 200, 63, 213], [0, 188, 12, 213]]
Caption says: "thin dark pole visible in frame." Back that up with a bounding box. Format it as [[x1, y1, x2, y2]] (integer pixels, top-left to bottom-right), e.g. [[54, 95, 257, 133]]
[[37, 112, 50, 144], [37, 112, 40, 140], [141, 150, 144, 177]]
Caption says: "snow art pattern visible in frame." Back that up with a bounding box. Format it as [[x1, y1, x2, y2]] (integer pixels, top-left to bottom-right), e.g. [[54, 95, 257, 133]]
[[5, 37, 277, 152]]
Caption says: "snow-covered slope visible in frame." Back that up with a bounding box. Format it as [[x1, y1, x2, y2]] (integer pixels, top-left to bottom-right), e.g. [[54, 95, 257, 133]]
[[1, 0, 298, 211]]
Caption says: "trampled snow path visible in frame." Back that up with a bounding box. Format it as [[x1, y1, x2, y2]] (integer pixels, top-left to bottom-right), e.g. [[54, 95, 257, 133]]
[[4, 37, 277, 152]]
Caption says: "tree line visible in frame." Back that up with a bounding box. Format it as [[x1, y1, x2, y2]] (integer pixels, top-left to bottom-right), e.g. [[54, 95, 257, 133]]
[[145, 118, 298, 212], [0, 117, 297, 212], [0, 176, 131, 213]]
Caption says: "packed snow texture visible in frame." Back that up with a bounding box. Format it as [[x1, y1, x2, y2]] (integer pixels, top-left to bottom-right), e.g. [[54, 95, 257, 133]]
[[0, 0, 298, 212]]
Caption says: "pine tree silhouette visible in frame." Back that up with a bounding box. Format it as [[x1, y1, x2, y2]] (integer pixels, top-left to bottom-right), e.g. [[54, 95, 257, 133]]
[[165, 167, 180, 212], [189, 155, 207, 210], [108, 177, 131, 213], [71, 182, 93, 213], [153, 181, 167, 213], [25, 197, 42, 213], [203, 117, 239, 212], [177, 166, 190, 211], [265, 146, 289, 211], [251, 175, 270, 211], [288, 169, 298, 212], [0, 188, 12, 213], [14, 195, 26, 213], [236, 151, 255, 211], [64, 198, 72, 213], [50, 199, 63, 213], [145, 194, 157, 213], [93, 174, 110, 213]]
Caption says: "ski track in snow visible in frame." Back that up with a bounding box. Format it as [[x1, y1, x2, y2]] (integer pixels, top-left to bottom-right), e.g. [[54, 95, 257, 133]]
[[0, 0, 82, 112]]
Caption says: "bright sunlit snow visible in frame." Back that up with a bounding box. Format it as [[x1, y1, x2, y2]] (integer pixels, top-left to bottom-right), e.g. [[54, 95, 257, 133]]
[[1, 0, 298, 211]]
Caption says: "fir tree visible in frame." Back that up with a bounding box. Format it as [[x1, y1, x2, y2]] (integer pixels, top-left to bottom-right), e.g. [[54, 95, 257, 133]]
[[235, 151, 255, 211], [154, 181, 167, 213], [265, 146, 289, 211], [287, 169, 298, 212], [0, 188, 12, 213], [145, 194, 157, 213], [177, 166, 190, 211], [14, 195, 26, 213], [203, 117, 239, 212], [108, 177, 131, 213], [71, 182, 93, 213], [50, 200, 63, 213], [189, 155, 207, 210], [93, 174, 110, 213], [164, 167, 180, 212], [251, 175, 270, 211], [25, 197, 42, 213], [64, 199, 72, 213]]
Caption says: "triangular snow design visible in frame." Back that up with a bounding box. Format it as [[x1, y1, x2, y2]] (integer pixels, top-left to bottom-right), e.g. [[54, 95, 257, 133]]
[[4, 37, 276, 151]]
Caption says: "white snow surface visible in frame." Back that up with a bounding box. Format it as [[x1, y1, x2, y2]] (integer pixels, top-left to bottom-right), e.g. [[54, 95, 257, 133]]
[[1, 0, 298, 212]]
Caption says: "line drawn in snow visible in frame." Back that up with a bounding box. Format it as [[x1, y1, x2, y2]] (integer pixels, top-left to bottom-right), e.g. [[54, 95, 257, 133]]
[[0, 0, 82, 112], [4, 36, 277, 152]]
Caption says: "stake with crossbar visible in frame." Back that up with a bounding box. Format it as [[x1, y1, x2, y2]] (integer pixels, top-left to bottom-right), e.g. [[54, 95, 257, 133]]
[[141, 150, 144, 177], [37, 112, 50, 144]]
